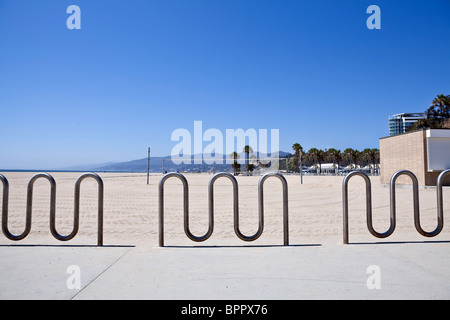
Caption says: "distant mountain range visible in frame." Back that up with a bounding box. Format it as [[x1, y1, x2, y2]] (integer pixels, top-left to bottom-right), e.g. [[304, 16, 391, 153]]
[[62, 151, 293, 173]]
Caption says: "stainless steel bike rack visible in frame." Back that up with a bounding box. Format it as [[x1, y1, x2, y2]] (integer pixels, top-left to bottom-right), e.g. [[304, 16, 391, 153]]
[[159, 172, 289, 246], [342, 169, 449, 244], [0, 172, 104, 246], [258, 172, 289, 246], [159, 172, 214, 247], [437, 169, 450, 235]]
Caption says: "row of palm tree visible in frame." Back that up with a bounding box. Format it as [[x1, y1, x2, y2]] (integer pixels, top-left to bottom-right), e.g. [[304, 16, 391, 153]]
[[228, 144, 380, 175], [291, 143, 380, 173]]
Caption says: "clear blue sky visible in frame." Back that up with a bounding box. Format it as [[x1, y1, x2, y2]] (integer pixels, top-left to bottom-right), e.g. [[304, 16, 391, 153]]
[[1, 0, 449, 169]]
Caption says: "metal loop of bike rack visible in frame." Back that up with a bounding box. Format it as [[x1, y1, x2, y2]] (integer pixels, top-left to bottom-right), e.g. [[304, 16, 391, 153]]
[[343, 169, 450, 244], [159, 172, 289, 247], [258, 172, 289, 245], [159, 172, 214, 247], [0, 172, 104, 246]]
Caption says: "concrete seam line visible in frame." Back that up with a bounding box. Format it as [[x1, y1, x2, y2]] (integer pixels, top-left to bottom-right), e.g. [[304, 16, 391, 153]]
[[69, 246, 135, 300]]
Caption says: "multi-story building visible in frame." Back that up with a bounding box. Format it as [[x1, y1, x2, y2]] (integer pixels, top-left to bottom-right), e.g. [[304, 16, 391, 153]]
[[388, 112, 427, 136]]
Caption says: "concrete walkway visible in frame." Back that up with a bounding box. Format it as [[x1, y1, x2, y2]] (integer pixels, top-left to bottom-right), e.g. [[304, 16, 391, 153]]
[[1, 241, 449, 300]]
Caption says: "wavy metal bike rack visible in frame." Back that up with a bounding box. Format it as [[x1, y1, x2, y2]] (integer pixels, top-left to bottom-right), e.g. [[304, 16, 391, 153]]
[[0, 172, 104, 246], [159, 172, 289, 247], [158, 172, 213, 246], [342, 169, 450, 244]]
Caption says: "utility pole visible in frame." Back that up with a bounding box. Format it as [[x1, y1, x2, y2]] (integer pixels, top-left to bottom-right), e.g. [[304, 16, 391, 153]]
[[147, 147, 151, 185]]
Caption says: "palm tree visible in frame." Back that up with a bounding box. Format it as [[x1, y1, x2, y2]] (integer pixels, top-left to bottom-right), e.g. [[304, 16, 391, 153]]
[[407, 94, 450, 131], [301, 151, 313, 168], [247, 162, 256, 174], [362, 148, 380, 169], [243, 145, 253, 172], [316, 149, 327, 174], [344, 148, 361, 169], [292, 143, 303, 173], [408, 118, 430, 132], [308, 148, 326, 173], [427, 94, 450, 128], [308, 148, 318, 171], [230, 151, 240, 175], [327, 148, 342, 173]]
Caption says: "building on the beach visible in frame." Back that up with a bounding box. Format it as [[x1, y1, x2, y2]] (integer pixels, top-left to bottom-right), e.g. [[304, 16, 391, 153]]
[[379, 129, 450, 186], [388, 113, 427, 136]]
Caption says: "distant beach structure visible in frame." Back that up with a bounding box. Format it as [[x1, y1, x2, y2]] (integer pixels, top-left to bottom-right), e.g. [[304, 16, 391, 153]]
[[380, 129, 450, 186]]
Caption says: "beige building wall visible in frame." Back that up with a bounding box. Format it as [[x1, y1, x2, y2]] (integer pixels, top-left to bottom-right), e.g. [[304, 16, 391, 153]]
[[380, 130, 450, 186]]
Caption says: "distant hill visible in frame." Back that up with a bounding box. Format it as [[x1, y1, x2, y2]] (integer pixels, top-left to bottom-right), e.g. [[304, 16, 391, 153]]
[[64, 151, 293, 173]]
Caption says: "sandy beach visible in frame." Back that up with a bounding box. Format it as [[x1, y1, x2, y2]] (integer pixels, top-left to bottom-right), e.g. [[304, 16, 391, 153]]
[[1, 171, 448, 247]]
